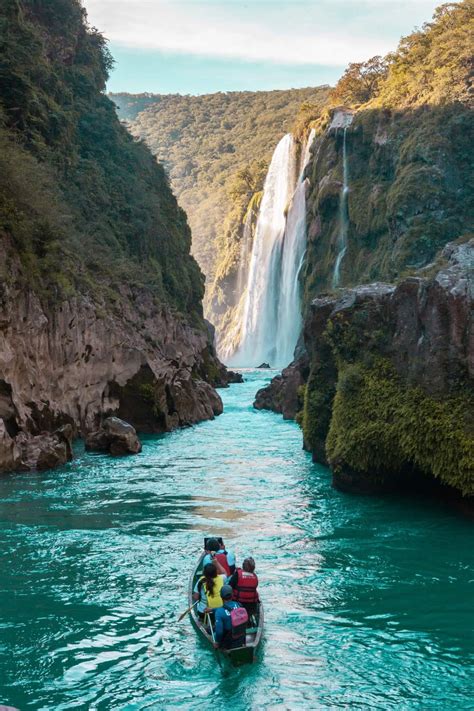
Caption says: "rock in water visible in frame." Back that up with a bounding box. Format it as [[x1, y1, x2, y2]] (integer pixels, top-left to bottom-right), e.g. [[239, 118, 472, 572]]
[[14, 425, 74, 472], [254, 357, 308, 419], [257, 363, 271, 369], [226, 370, 244, 383], [85, 417, 142, 456]]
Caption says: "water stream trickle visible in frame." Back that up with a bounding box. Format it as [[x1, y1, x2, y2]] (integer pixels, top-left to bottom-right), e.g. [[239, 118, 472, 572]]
[[332, 126, 350, 289]]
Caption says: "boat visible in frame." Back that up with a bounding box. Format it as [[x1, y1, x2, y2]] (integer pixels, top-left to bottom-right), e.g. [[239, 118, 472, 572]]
[[188, 550, 264, 665]]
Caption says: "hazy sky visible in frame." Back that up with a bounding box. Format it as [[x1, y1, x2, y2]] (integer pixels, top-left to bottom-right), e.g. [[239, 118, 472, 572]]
[[83, 0, 450, 94]]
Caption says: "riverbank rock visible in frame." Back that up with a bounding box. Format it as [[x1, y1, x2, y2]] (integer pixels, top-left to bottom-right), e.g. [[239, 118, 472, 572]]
[[15, 425, 73, 471], [0, 237, 227, 475], [302, 239, 473, 500], [85, 417, 142, 456], [254, 357, 309, 419]]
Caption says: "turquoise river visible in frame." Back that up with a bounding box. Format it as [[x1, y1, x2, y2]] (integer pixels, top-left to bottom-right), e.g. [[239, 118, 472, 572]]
[[0, 371, 473, 710]]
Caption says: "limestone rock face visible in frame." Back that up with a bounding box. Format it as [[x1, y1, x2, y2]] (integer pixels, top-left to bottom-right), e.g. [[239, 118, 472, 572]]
[[304, 239, 473, 498], [254, 357, 308, 420], [15, 425, 73, 471], [0, 242, 227, 473], [257, 240, 473, 501], [86, 417, 142, 456]]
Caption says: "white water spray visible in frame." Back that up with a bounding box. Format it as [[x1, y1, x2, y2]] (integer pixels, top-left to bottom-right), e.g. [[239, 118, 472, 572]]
[[332, 126, 350, 288], [231, 130, 315, 367], [275, 128, 316, 365]]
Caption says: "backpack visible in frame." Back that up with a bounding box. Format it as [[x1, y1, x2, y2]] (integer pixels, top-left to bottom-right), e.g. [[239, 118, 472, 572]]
[[230, 606, 248, 640]]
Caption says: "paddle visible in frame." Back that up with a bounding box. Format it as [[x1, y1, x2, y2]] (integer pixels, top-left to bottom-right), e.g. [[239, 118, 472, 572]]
[[177, 599, 199, 622], [207, 614, 223, 671]]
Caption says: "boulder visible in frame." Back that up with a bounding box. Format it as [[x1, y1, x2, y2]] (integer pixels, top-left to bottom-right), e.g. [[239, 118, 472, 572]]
[[254, 357, 308, 419], [257, 362, 271, 369], [226, 370, 244, 384], [85, 417, 142, 456], [15, 424, 73, 471]]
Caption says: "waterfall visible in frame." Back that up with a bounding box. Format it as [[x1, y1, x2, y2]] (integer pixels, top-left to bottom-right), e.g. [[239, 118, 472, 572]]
[[332, 126, 350, 288], [230, 130, 315, 367], [274, 128, 316, 366]]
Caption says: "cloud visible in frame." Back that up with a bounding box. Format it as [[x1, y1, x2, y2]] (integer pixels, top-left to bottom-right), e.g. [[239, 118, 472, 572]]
[[83, 0, 445, 67]]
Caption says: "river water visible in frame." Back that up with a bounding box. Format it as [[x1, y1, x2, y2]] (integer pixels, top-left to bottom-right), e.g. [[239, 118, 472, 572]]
[[0, 371, 473, 710]]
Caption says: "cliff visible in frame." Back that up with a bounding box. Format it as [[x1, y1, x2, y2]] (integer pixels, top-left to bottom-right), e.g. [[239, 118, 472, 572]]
[[0, 0, 230, 472], [254, 2, 474, 504], [257, 240, 473, 500], [302, 103, 473, 304]]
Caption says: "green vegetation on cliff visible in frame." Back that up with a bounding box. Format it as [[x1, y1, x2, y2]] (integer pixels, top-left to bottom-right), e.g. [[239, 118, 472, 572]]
[[302, 0, 474, 306], [0, 0, 203, 313], [328, 1, 473, 110], [326, 359, 474, 496], [111, 87, 330, 277]]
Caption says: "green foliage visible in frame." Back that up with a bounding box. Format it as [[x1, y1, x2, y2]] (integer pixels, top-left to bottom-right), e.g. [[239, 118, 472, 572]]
[[329, 56, 389, 107], [373, 1, 474, 109], [326, 360, 474, 496], [302, 103, 474, 305], [0, 0, 204, 314], [111, 87, 330, 278]]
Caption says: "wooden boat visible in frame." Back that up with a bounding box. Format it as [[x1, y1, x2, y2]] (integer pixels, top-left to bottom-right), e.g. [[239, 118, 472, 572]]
[[188, 552, 264, 665]]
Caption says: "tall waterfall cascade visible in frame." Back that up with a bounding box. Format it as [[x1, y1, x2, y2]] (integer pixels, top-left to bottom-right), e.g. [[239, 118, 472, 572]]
[[229, 129, 316, 367]]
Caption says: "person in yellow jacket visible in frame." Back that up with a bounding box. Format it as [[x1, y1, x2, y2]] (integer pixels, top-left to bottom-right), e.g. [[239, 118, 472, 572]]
[[193, 557, 228, 620]]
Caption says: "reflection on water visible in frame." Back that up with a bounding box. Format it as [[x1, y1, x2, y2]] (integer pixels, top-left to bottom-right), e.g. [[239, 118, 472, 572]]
[[0, 370, 473, 710]]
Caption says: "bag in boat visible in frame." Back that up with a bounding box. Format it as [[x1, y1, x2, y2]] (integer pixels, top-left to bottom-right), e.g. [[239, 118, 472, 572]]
[[230, 606, 248, 640]]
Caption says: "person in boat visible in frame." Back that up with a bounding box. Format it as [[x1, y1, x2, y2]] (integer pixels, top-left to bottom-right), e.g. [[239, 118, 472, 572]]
[[202, 538, 236, 578], [192, 558, 228, 620], [228, 556, 260, 619], [213, 585, 248, 650]]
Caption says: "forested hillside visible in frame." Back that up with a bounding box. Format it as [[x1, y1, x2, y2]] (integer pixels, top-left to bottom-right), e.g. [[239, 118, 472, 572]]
[[0, 0, 204, 313], [110, 87, 330, 277], [0, 0, 229, 474]]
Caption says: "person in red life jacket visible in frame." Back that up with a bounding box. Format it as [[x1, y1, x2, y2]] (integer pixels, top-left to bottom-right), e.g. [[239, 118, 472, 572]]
[[213, 585, 248, 650], [228, 557, 259, 618], [202, 538, 235, 577]]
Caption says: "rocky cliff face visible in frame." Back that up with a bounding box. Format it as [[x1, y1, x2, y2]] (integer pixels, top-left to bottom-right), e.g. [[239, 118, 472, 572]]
[[302, 104, 473, 305], [0, 1, 237, 473], [0, 237, 230, 472], [257, 240, 473, 500]]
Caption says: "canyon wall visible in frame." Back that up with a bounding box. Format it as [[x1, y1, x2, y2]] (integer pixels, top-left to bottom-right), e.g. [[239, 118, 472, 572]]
[[0, 0, 232, 472], [256, 240, 473, 499]]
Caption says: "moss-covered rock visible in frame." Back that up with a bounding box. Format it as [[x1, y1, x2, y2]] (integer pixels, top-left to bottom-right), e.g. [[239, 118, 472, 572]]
[[301, 240, 473, 499], [326, 359, 473, 496], [302, 105, 473, 308]]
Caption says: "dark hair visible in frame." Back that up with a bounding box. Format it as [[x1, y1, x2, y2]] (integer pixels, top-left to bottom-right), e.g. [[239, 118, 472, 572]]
[[243, 557, 255, 573], [203, 562, 217, 596], [207, 538, 220, 552]]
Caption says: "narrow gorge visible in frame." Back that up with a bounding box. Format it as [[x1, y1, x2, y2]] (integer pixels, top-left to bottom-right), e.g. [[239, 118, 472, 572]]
[[1, 0, 473, 708]]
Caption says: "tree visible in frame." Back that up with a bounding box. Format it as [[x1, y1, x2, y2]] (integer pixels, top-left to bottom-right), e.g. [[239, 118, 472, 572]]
[[330, 56, 389, 106]]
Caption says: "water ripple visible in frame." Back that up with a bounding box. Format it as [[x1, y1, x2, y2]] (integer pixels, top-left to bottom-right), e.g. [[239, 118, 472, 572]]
[[0, 371, 472, 710]]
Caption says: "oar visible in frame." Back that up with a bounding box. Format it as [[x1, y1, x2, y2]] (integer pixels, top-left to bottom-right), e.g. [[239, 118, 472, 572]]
[[177, 599, 199, 622], [207, 614, 223, 671]]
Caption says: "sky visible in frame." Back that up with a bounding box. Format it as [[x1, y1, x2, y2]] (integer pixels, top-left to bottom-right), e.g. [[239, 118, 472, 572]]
[[82, 0, 450, 95]]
